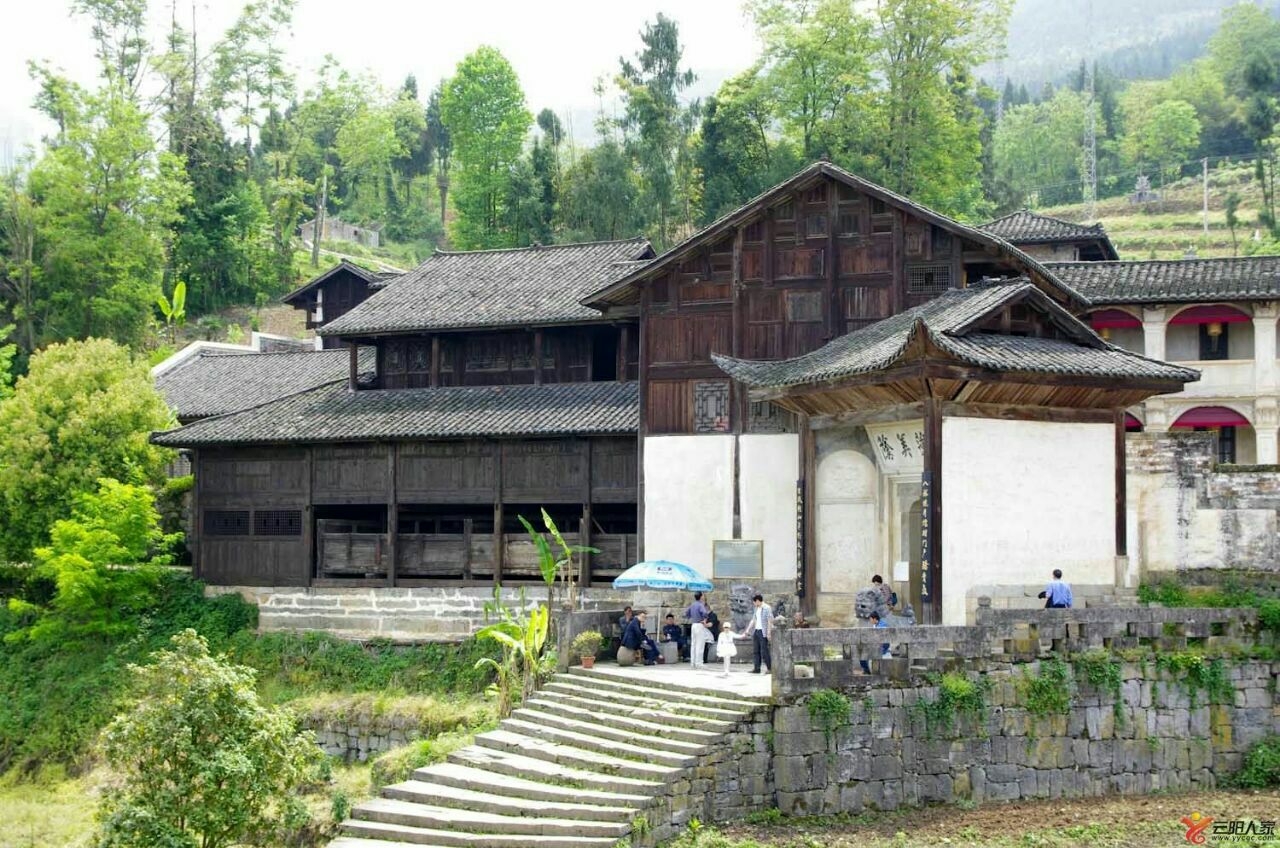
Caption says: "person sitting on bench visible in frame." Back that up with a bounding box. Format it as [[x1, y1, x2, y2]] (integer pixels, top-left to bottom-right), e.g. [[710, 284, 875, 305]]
[[661, 613, 688, 660], [621, 611, 660, 666]]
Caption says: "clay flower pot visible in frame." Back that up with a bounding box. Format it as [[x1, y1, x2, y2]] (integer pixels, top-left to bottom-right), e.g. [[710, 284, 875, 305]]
[[581, 655, 596, 669]]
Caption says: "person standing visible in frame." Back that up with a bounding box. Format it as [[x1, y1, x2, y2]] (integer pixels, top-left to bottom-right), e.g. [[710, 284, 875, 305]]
[[688, 592, 711, 669], [743, 594, 773, 674], [871, 574, 893, 609], [1038, 569, 1073, 609]]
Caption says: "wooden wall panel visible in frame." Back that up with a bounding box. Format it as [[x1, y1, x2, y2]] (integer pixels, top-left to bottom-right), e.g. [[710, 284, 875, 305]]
[[647, 380, 689, 434], [397, 440, 496, 503], [313, 444, 389, 503], [502, 440, 588, 502], [590, 437, 638, 503], [201, 448, 305, 506]]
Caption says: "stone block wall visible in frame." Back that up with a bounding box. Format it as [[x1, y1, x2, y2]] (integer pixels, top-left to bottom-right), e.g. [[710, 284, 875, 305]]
[[767, 659, 1279, 816], [302, 710, 422, 762]]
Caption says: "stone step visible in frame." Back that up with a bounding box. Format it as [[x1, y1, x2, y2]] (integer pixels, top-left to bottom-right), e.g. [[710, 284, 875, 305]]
[[498, 717, 698, 768], [349, 798, 628, 839], [449, 744, 662, 793], [414, 762, 652, 809], [566, 667, 769, 709], [383, 779, 635, 823], [540, 680, 749, 722], [513, 705, 712, 754], [338, 818, 618, 848], [525, 694, 728, 741], [474, 728, 682, 781], [531, 688, 739, 733]]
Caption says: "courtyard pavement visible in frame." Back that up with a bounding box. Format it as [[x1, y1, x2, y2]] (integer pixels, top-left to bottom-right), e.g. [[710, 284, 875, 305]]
[[584, 660, 772, 699]]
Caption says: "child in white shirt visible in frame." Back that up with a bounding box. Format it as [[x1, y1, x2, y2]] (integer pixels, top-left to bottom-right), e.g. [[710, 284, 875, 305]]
[[716, 626, 739, 676]]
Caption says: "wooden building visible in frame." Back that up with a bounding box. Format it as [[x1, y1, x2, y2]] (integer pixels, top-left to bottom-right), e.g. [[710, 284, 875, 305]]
[[156, 163, 1195, 625], [155, 239, 653, 589], [282, 260, 400, 349], [980, 209, 1119, 262]]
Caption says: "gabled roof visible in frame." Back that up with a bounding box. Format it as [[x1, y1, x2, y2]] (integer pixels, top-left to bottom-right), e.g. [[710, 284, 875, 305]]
[[582, 161, 1088, 310], [981, 210, 1118, 257], [712, 281, 1197, 390], [1048, 256, 1280, 305], [318, 238, 654, 337], [281, 259, 400, 305], [154, 348, 372, 420], [151, 380, 640, 447]]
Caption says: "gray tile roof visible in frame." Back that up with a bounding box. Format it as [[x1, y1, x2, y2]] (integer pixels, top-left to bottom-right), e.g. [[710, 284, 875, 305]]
[[712, 281, 1198, 390], [155, 348, 372, 420], [151, 380, 640, 447], [583, 161, 1089, 310], [281, 259, 398, 305], [1047, 256, 1280, 305], [319, 238, 653, 337], [981, 210, 1111, 244]]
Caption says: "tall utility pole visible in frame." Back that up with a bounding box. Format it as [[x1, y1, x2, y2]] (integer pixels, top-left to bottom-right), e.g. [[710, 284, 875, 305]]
[[1203, 157, 1211, 236], [1082, 0, 1098, 223]]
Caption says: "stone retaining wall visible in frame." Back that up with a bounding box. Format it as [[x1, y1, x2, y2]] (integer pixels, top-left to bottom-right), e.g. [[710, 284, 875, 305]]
[[302, 711, 422, 762], [767, 659, 1277, 815]]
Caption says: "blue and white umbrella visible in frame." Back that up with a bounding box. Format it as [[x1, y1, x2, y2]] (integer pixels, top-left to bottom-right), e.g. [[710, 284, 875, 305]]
[[613, 560, 713, 592]]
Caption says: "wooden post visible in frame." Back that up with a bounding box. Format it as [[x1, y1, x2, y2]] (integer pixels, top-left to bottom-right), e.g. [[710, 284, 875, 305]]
[[637, 285, 650, 560], [386, 443, 398, 587], [923, 395, 943, 624], [494, 441, 505, 585], [348, 342, 359, 391], [731, 225, 746, 433], [462, 518, 474, 582], [1115, 409, 1128, 557], [533, 329, 544, 385], [799, 415, 817, 618], [763, 208, 775, 287], [825, 181, 838, 341], [303, 446, 314, 586], [617, 325, 629, 382], [190, 449, 201, 580], [585, 332, 594, 382], [430, 335, 440, 387], [582, 438, 593, 588]]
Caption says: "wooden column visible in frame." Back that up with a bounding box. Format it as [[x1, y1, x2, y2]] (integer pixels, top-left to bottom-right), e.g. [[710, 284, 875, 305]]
[[494, 441, 505, 585], [581, 438, 593, 588], [763, 208, 775, 287], [891, 210, 905, 314], [731, 225, 746, 433], [798, 416, 817, 618], [386, 443, 398, 587], [190, 449, 201, 580], [923, 395, 943, 624], [462, 518, 473, 582], [824, 182, 838, 342], [430, 335, 440, 387], [617, 325, 629, 382], [637, 286, 650, 560], [533, 329, 544, 385], [1115, 409, 1128, 557], [348, 342, 359, 390], [303, 446, 314, 586], [585, 331, 594, 382]]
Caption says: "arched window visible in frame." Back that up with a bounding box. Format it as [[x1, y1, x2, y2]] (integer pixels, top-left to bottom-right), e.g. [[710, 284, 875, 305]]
[[1088, 309, 1143, 354], [1168, 305, 1251, 362], [1171, 406, 1252, 463]]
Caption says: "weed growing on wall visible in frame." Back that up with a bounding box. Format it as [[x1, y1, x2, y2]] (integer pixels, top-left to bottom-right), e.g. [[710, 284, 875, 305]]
[[911, 672, 990, 740], [1074, 649, 1125, 729], [1018, 657, 1072, 736], [1155, 652, 1234, 708], [807, 689, 852, 750]]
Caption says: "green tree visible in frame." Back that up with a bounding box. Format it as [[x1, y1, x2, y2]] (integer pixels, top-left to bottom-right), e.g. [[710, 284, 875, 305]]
[[0, 169, 39, 354], [426, 83, 453, 227], [0, 338, 173, 561], [616, 14, 699, 248], [0, 324, 15, 400], [8, 478, 179, 644], [559, 139, 641, 241], [746, 0, 873, 159], [440, 46, 532, 248], [1226, 190, 1242, 256], [1120, 96, 1201, 182], [993, 89, 1093, 209], [210, 0, 297, 160], [96, 629, 322, 848]]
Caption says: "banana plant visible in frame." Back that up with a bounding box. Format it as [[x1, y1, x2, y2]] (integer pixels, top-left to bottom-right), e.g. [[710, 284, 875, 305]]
[[518, 508, 599, 611], [474, 588, 551, 716], [156, 281, 187, 344]]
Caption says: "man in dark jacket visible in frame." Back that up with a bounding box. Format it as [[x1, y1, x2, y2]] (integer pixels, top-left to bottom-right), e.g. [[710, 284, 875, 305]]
[[622, 611, 659, 665]]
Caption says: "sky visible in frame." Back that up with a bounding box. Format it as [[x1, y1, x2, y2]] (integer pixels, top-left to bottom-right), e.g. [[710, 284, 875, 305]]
[[0, 0, 760, 155]]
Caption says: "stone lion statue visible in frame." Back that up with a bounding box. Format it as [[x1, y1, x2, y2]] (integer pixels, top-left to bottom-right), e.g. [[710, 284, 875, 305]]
[[854, 587, 915, 627]]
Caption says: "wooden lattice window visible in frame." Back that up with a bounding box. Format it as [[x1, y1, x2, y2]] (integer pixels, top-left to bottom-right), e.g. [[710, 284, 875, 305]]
[[693, 381, 731, 433], [204, 510, 249, 536], [837, 208, 861, 236], [805, 213, 828, 239], [907, 262, 953, 295], [253, 509, 302, 536]]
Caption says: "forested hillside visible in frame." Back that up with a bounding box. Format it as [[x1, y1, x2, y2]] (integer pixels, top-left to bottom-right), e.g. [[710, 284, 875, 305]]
[[4, 0, 1280, 371]]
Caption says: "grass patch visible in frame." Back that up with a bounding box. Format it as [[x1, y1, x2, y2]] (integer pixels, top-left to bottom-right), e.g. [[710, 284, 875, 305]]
[[369, 725, 493, 790]]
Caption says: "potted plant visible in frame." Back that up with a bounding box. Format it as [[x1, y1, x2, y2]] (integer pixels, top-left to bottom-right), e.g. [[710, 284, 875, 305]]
[[571, 630, 604, 668]]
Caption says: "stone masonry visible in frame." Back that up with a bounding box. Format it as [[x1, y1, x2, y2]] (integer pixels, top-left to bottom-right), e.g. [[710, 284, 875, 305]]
[[768, 659, 1278, 816]]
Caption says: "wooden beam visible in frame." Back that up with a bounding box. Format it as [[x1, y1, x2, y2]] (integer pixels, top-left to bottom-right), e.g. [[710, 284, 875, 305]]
[[303, 446, 313, 587], [494, 441, 505, 584], [940, 401, 1115, 424], [386, 443, 398, 587], [923, 394, 943, 625], [810, 402, 926, 429], [348, 342, 358, 391], [1115, 409, 1127, 557]]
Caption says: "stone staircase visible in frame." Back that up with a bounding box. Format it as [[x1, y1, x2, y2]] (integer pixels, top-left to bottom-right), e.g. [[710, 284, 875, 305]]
[[332, 666, 772, 848]]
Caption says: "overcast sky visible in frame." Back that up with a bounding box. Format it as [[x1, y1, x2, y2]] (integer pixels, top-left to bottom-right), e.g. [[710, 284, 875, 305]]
[[0, 0, 760, 155]]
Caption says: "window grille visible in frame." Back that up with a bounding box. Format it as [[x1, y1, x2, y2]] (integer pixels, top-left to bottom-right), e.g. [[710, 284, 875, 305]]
[[205, 510, 249, 536], [253, 509, 302, 536], [906, 263, 952, 295]]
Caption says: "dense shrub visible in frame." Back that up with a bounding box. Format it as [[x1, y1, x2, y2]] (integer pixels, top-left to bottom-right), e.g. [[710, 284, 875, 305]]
[[1236, 734, 1280, 788]]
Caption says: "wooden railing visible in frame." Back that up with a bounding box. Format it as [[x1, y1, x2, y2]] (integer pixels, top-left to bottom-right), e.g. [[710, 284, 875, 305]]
[[316, 530, 637, 584], [772, 604, 1260, 696]]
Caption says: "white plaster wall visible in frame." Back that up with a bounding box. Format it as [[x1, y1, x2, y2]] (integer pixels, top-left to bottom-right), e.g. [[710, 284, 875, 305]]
[[643, 435, 735, 575], [739, 434, 799, 581], [941, 418, 1115, 625], [814, 430, 881, 624]]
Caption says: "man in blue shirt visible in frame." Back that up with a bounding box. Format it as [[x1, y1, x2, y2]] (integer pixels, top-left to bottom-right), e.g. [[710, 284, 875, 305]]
[[622, 610, 659, 665], [661, 613, 688, 660], [1038, 569, 1074, 608], [859, 611, 892, 673]]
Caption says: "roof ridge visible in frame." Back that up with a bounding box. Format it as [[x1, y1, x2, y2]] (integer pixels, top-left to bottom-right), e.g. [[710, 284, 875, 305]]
[[434, 236, 648, 257], [196, 347, 336, 359], [1048, 255, 1280, 267]]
